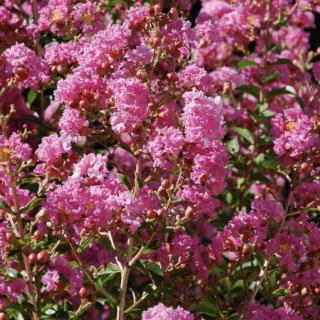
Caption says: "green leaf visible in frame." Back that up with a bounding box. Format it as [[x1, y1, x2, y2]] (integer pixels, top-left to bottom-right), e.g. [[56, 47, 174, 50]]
[[27, 90, 37, 107], [237, 60, 259, 70], [77, 237, 94, 253], [234, 127, 254, 144], [272, 288, 287, 297], [140, 260, 163, 277], [191, 301, 220, 317], [7, 268, 18, 278], [254, 153, 278, 169], [0, 199, 12, 212], [257, 103, 268, 113], [230, 279, 244, 295], [222, 189, 240, 207], [44, 308, 57, 316], [227, 137, 239, 154], [97, 262, 121, 285], [118, 173, 132, 191], [5, 303, 30, 319], [140, 260, 163, 285], [21, 197, 44, 213], [211, 267, 224, 277], [268, 58, 292, 66], [75, 301, 92, 317], [18, 175, 38, 186], [134, 172, 143, 189], [262, 110, 275, 117], [237, 85, 260, 99], [103, 262, 121, 275], [69, 261, 80, 269], [266, 85, 299, 101], [261, 71, 280, 84]]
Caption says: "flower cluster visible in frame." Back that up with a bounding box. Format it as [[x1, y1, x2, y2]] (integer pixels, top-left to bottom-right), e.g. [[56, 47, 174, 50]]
[[0, 0, 319, 320]]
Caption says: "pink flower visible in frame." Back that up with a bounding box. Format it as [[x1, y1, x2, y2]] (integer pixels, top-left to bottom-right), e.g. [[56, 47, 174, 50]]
[[181, 91, 224, 147], [77, 25, 130, 73], [0, 133, 31, 162], [3, 43, 49, 89], [54, 71, 108, 109], [0, 276, 27, 302], [0, 222, 10, 262], [45, 41, 81, 66], [126, 45, 153, 65], [44, 176, 118, 232], [162, 18, 196, 58], [178, 64, 214, 93], [72, 154, 107, 182], [117, 191, 144, 233], [42, 270, 60, 292], [70, 2, 106, 35], [125, 6, 149, 27], [147, 127, 184, 170], [142, 303, 194, 320], [251, 198, 284, 223], [36, 134, 71, 164], [52, 256, 83, 296], [38, 0, 71, 35], [271, 107, 319, 159], [59, 108, 88, 136], [190, 142, 228, 194], [177, 184, 221, 213], [246, 303, 303, 320], [109, 78, 149, 134], [210, 66, 243, 90]]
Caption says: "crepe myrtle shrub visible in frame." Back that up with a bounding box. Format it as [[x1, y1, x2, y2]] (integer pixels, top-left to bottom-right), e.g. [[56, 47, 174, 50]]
[[0, 0, 319, 319]]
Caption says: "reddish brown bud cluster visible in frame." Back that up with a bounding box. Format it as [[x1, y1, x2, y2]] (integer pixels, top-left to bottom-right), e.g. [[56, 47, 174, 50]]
[[28, 250, 49, 265]]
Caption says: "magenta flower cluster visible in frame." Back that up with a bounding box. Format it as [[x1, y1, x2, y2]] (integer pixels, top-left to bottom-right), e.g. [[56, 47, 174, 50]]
[[0, 0, 319, 320]]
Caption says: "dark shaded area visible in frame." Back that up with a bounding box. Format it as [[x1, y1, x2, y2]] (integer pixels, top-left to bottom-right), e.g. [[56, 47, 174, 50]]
[[310, 12, 320, 54], [189, 0, 201, 26]]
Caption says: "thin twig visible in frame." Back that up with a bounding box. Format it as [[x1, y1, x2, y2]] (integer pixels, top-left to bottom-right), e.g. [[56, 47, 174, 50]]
[[116, 156, 142, 320], [250, 188, 294, 302], [124, 292, 149, 314], [8, 165, 39, 319], [66, 235, 117, 305]]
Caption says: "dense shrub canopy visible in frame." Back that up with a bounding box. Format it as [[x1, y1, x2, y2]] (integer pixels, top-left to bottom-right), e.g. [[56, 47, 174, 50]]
[[0, 0, 319, 319]]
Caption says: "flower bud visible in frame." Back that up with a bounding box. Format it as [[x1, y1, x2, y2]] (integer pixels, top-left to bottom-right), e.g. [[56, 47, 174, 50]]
[[301, 287, 308, 296], [28, 253, 37, 265], [0, 211, 5, 220], [15, 66, 28, 81], [151, 37, 161, 47], [167, 72, 177, 82], [157, 208, 166, 217], [301, 162, 308, 171], [79, 100, 86, 109], [146, 210, 156, 219], [56, 62, 67, 74], [37, 250, 49, 264], [184, 206, 195, 219], [0, 312, 8, 320], [161, 179, 171, 189], [51, 65, 57, 73], [33, 230, 43, 242], [242, 244, 251, 255], [5, 232, 15, 243], [169, 8, 178, 20], [79, 287, 88, 298]]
